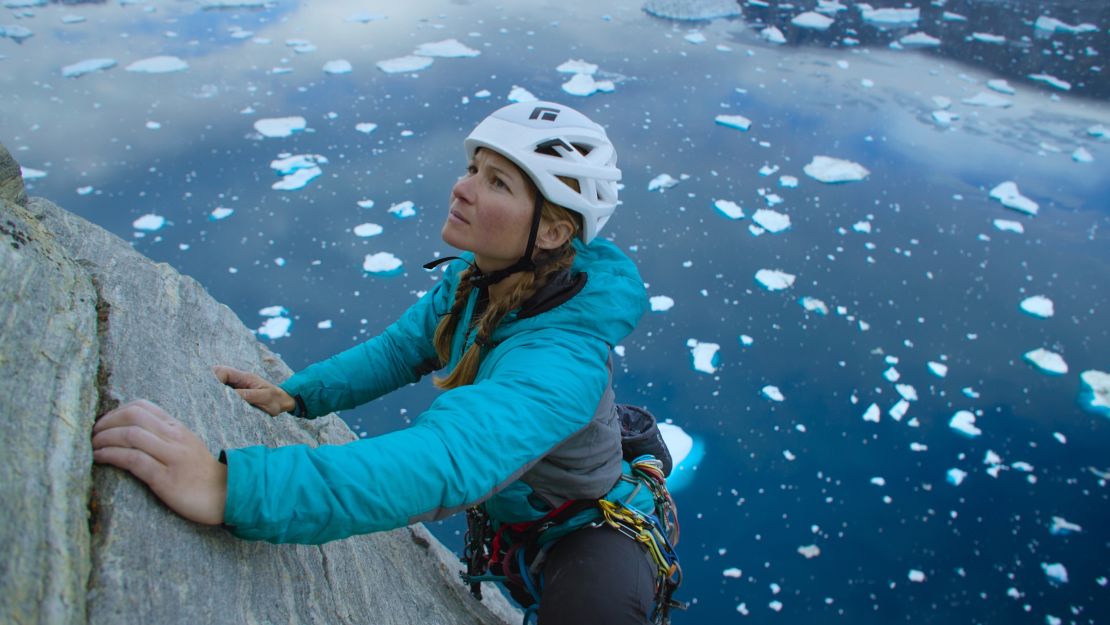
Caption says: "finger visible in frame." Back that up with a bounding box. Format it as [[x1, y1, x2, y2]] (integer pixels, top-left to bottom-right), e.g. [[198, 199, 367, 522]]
[[94, 401, 177, 439], [212, 365, 238, 385], [93, 446, 168, 487], [92, 424, 175, 462], [235, 387, 271, 407], [215, 366, 260, 390]]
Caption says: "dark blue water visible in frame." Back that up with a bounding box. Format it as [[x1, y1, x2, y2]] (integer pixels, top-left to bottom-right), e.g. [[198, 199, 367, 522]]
[[4, 0, 1108, 622]]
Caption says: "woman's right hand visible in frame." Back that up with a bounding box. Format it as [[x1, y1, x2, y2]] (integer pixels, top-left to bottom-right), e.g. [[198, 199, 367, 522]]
[[212, 365, 296, 416]]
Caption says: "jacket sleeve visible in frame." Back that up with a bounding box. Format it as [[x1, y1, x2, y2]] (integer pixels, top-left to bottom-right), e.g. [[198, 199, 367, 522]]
[[277, 278, 453, 418], [222, 329, 610, 544]]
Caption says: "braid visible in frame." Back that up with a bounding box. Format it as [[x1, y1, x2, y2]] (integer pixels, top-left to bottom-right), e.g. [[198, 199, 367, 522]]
[[434, 240, 577, 390], [432, 266, 476, 369]]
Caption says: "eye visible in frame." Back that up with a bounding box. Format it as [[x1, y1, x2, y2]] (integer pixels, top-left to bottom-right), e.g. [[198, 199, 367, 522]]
[[465, 164, 478, 176], [491, 176, 509, 190]]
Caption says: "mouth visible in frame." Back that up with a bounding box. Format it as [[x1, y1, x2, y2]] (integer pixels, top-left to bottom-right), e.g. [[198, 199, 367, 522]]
[[449, 209, 470, 225]]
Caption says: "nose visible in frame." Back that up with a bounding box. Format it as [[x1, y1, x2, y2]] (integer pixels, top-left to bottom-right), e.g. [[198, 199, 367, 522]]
[[451, 174, 475, 204]]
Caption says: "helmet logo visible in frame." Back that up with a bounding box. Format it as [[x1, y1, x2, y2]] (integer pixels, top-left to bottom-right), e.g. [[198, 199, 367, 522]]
[[529, 106, 560, 122]]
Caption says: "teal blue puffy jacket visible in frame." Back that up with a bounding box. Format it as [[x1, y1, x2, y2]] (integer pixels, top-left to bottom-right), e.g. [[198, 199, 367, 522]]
[[222, 239, 650, 544]]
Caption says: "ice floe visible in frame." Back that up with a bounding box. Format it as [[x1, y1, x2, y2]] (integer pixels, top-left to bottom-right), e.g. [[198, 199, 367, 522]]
[[989, 181, 1038, 215], [353, 223, 383, 237], [1079, 370, 1110, 417], [362, 252, 403, 275], [1019, 295, 1054, 318], [650, 295, 675, 312], [0, 24, 33, 42], [388, 200, 416, 218], [132, 214, 166, 232], [803, 156, 869, 183], [557, 59, 598, 75], [928, 361, 948, 378], [355, 122, 378, 134], [962, 92, 1011, 108], [713, 199, 744, 219], [1034, 16, 1097, 35], [1071, 147, 1093, 163], [1023, 348, 1067, 375], [686, 339, 720, 374], [862, 403, 880, 422], [254, 116, 306, 138], [1028, 73, 1071, 91], [126, 56, 189, 73], [931, 110, 959, 126], [562, 73, 615, 97], [1049, 516, 1082, 535], [723, 568, 742, 578], [889, 399, 909, 421], [947, 468, 967, 486], [987, 79, 1015, 95], [908, 570, 926, 583], [942, 11, 967, 22], [376, 56, 434, 74], [270, 154, 326, 191], [762, 385, 784, 402], [798, 545, 820, 559], [752, 209, 790, 233], [993, 219, 1024, 233], [761, 26, 786, 44], [971, 32, 1005, 44], [508, 86, 537, 103], [323, 59, 352, 74], [415, 39, 480, 58], [739, 335, 753, 346], [201, 0, 266, 8], [658, 422, 700, 491], [860, 7, 919, 25], [62, 58, 117, 78], [209, 207, 233, 221], [684, 31, 707, 44], [792, 12, 834, 31], [642, 0, 741, 20], [714, 114, 751, 131], [1089, 125, 1109, 140], [949, 411, 981, 438], [1041, 563, 1068, 585], [900, 32, 940, 48], [800, 296, 828, 315], [20, 167, 46, 180], [648, 174, 679, 191], [754, 269, 795, 291]]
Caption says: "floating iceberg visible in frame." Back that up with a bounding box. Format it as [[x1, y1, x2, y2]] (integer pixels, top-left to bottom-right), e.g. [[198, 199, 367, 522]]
[[255, 116, 306, 138], [1029, 73, 1071, 91], [658, 422, 701, 491], [132, 214, 166, 232], [650, 295, 675, 312], [798, 545, 820, 559], [376, 56, 434, 73], [355, 122, 378, 134], [684, 31, 707, 44], [323, 59, 352, 74], [761, 26, 785, 44], [962, 92, 1012, 108], [362, 252, 403, 275], [900, 32, 940, 47], [928, 362, 948, 378], [723, 568, 742, 578], [800, 296, 828, 315], [1049, 517, 1082, 535], [557, 59, 598, 75], [686, 339, 720, 374], [1019, 295, 1054, 318], [972, 32, 1005, 44], [987, 79, 1015, 95], [642, 0, 741, 21], [713, 199, 744, 219], [209, 207, 234, 221], [562, 73, 615, 97], [949, 411, 981, 438], [353, 223, 383, 237], [803, 156, 869, 183], [257, 316, 291, 340], [62, 58, 116, 78], [388, 200, 416, 218], [648, 174, 679, 191], [993, 219, 1024, 233], [1023, 348, 1067, 375], [1079, 370, 1110, 417], [0, 24, 33, 42], [762, 385, 784, 402], [861, 7, 919, 25], [792, 12, 834, 30], [752, 209, 790, 233], [946, 468, 967, 486], [755, 269, 795, 291], [508, 86, 537, 103], [126, 56, 189, 73], [1042, 563, 1068, 585], [415, 39, 480, 58], [270, 154, 326, 191], [908, 570, 926, 583], [1034, 16, 1097, 34], [201, 0, 267, 8], [989, 181, 1038, 215], [932, 110, 959, 126], [1072, 147, 1093, 163], [20, 167, 46, 180], [715, 114, 751, 131]]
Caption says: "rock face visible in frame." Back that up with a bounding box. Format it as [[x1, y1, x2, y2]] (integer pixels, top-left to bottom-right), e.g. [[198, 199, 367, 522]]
[[0, 142, 518, 625]]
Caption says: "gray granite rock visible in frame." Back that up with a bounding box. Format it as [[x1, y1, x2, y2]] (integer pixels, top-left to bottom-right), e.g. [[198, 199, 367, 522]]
[[0, 142, 28, 206], [1, 142, 518, 625]]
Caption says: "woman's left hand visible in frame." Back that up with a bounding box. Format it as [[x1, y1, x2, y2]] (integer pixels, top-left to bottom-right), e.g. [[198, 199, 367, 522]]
[[92, 400, 227, 526]]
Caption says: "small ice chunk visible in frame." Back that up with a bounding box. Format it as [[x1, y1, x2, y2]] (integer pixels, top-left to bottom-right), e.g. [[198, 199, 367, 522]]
[[949, 411, 981, 438], [650, 295, 675, 312], [792, 12, 834, 30], [870, 477, 886, 486], [1028, 73, 1071, 91], [20, 167, 47, 180], [972, 32, 1006, 44], [803, 156, 869, 183], [362, 252, 403, 274], [255, 116, 306, 138], [317, 320, 333, 329], [723, 568, 743, 578], [932, 110, 959, 126], [1034, 16, 1098, 34], [1023, 348, 1067, 375], [900, 32, 940, 47], [713, 199, 744, 220], [861, 7, 919, 24], [896, 384, 918, 402], [77, 186, 94, 196], [932, 95, 952, 109], [357, 199, 375, 209], [125, 56, 189, 73], [908, 570, 926, 582], [415, 39, 480, 58], [272, 167, 321, 191], [132, 214, 166, 232], [862, 403, 880, 423], [987, 79, 1015, 95], [752, 209, 790, 233], [648, 174, 679, 192], [323, 59, 353, 74], [947, 468, 967, 486], [989, 181, 1038, 215], [62, 58, 117, 78], [762, 385, 784, 402], [754, 269, 795, 291], [686, 339, 720, 374], [963, 92, 1012, 108], [769, 601, 783, 612], [1071, 147, 1093, 163], [993, 219, 1024, 234], [739, 335, 754, 346], [1049, 517, 1082, 535], [883, 367, 900, 383], [889, 400, 909, 421], [684, 31, 707, 44], [715, 114, 752, 131], [779, 175, 798, 188], [942, 11, 967, 21], [1079, 370, 1110, 417], [798, 545, 820, 559], [800, 297, 828, 315], [258, 306, 288, 317], [1089, 125, 1109, 140], [376, 56, 434, 73], [556, 59, 598, 75], [1019, 295, 1054, 318], [355, 122, 378, 134], [388, 200, 416, 218], [1041, 563, 1068, 585], [353, 223, 383, 237], [0, 24, 33, 42], [852, 221, 872, 233], [508, 85, 537, 103], [209, 207, 234, 221], [657, 422, 693, 469], [928, 362, 948, 378], [561, 73, 615, 97], [761, 26, 786, 44], [257, 316, 291, 340]]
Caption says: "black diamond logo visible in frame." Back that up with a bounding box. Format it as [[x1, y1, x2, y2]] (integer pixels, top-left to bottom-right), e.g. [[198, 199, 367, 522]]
[[529, 106, 560, 122]]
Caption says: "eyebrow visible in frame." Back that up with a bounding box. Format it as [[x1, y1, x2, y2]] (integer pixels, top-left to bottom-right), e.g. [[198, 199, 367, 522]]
[[473, 154, 522, 188]]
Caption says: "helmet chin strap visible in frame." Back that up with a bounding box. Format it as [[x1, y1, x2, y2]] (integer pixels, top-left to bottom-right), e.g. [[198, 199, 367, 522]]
[[424, 190, 546, 288]]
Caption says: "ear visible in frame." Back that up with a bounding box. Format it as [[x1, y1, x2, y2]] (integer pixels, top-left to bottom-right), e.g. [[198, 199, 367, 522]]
[[534, 218, 574, 252]]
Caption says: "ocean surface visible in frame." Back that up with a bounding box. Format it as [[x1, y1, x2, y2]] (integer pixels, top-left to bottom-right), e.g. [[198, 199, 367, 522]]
[[4, 0, 1108, 622]]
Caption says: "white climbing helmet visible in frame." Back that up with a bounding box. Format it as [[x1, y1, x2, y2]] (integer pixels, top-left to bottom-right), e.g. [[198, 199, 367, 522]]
[[464, 101, 621, 244]]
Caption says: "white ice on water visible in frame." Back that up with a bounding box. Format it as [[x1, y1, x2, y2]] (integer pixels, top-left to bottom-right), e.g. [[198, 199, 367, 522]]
[[1072, 147, 1093, 163], [1041, 563, 1068, 585], [388, 201, 416, 219], [0, 24, 33, 42], [562, 73, 615, 97], [713, 199, 744, 220], [755, 269, 795, 291], [862, 403, 880, 422], [557, 59, 598, 75], [209, 207, 233, 220], [642, 0, 741, 20], [1019, 295, 1054, 318], [62, 58, 117, 78], [657, 422, 693, 467], [1034, 15, 1098, 34], [762, 385, 784, 402], [761, 26, 786, 44], [722, 568, 742, 578], [508, 86, 537, 102], [686, 339, 720, 374], [928, 362, 948, 378], [972, 32, 1006, 44], [792, 12, 834, 30], [353, 223, 383, 237], [752, 209, 790, 233], [908, 570, 926, 583], [650, 296, 675, 312], [1023, 348, 1068, 375], [355, 122, 378, 134], [949, 411, 981, 438], [415, 39, 480, 58], [362, 252, 403, 274], [962, 92, 1012, 108], [993, 219, 1024, 234], [20, 167, 46, 180], [715, 114, 752, 131], [132, 214, 166, 231], [323, 59, 353, 75], [989, 181, 1038, 215], [803, 156, 869, 183], [255, 116, 306, 138], [1029, 73, 1071, 91], [684, 31, 707, 45], [800, 297, 828, 315], [946, 468, 967, 486], [126, 56, 189, 73], [1079, 370, 1110, 416], [798, 545, 820, 559], [860, 7, 919, 25], [900, 32, 940, 48], [1049, 516, 1082, 535], [648, 174, 679, 191], [270, 154, 326, 191], [376, 56, 434, 73]]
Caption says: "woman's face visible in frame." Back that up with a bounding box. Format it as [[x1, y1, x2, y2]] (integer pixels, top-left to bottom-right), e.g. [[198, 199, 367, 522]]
[[442, 148, 536, 271]]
